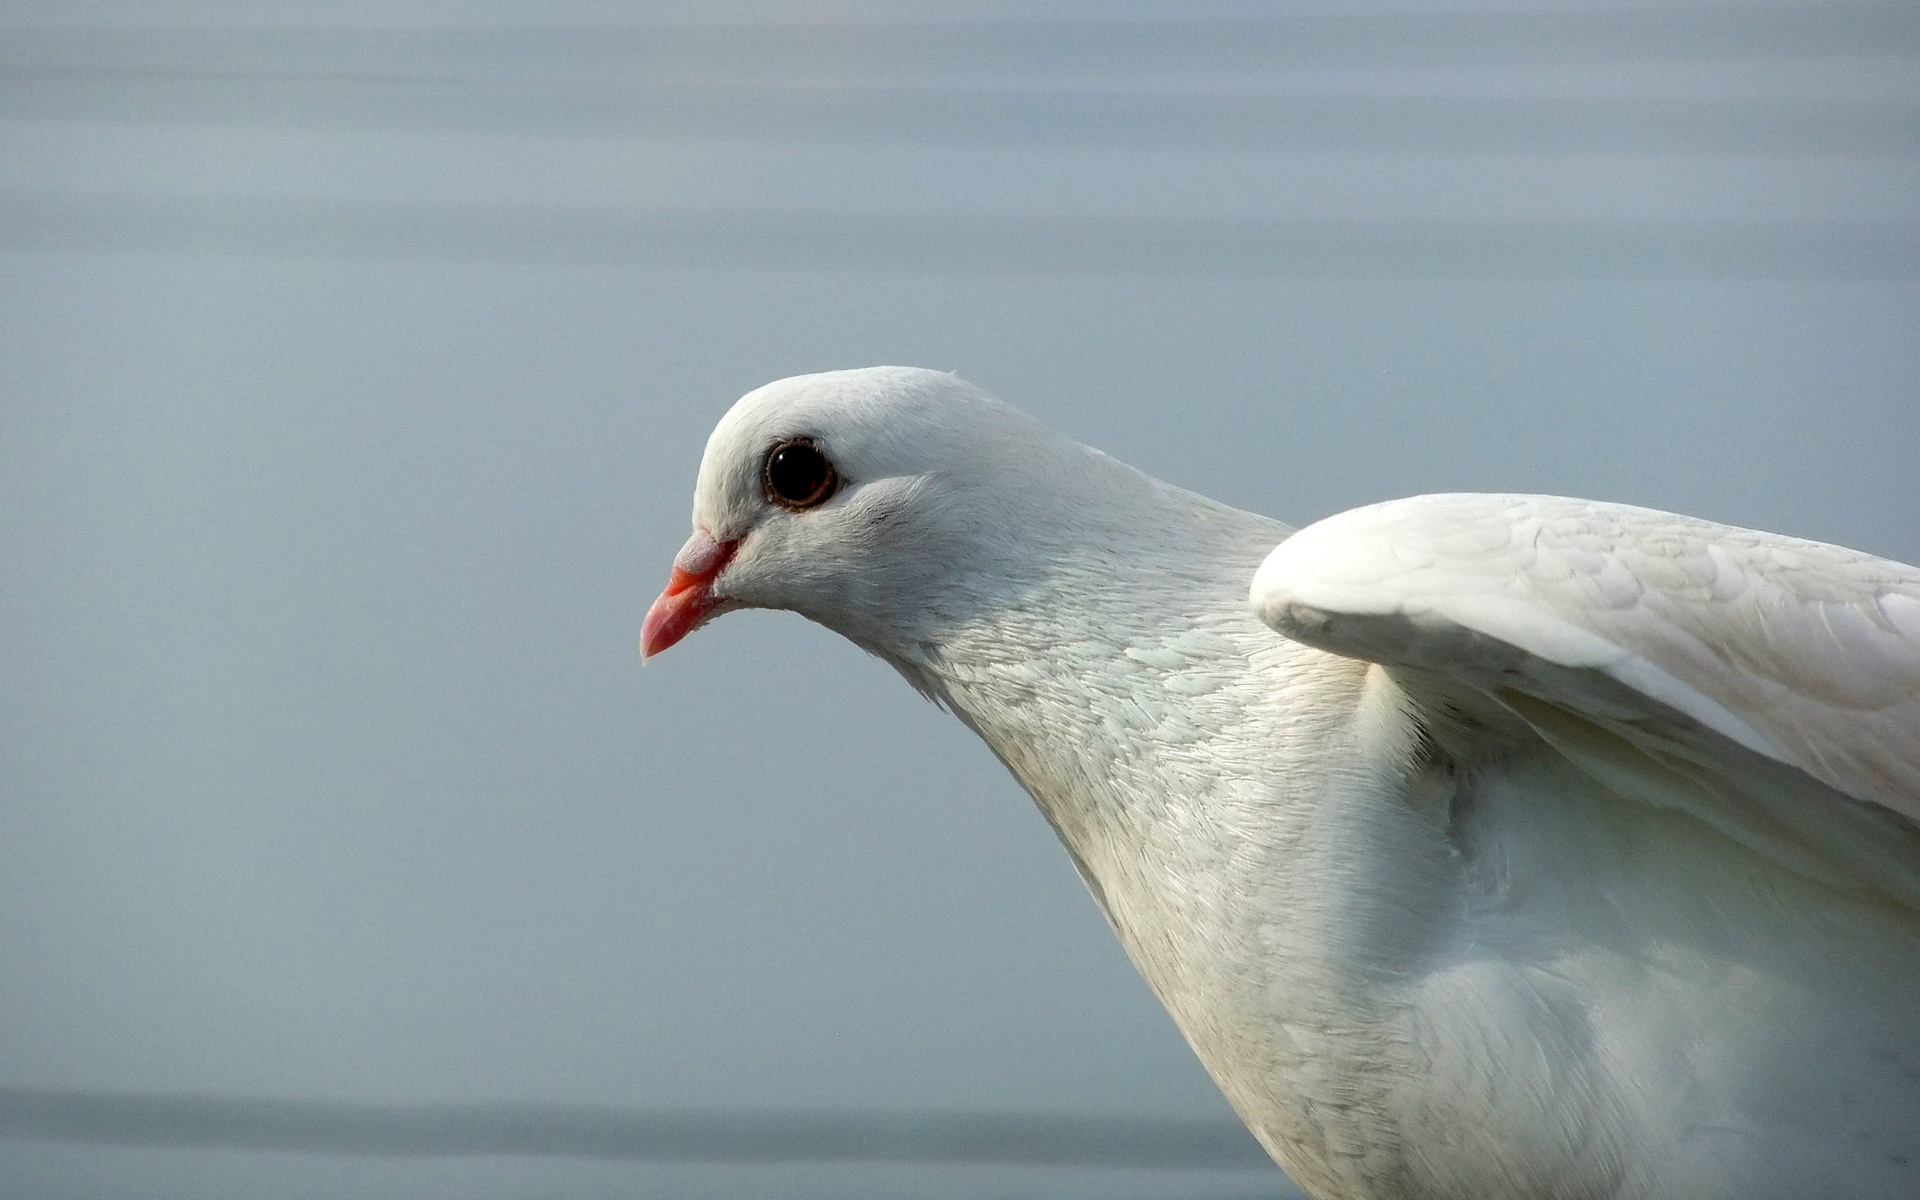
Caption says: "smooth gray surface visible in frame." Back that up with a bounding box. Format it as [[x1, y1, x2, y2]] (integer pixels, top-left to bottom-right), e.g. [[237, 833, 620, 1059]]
[[1, 3, 1915, 1198]]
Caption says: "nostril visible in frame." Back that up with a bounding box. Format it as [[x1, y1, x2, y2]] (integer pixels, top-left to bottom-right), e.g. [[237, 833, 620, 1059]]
[[672, 529, 737, 579]]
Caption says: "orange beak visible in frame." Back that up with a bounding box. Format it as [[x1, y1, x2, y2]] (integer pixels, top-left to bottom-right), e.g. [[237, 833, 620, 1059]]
[[640, 530, 738, 659]]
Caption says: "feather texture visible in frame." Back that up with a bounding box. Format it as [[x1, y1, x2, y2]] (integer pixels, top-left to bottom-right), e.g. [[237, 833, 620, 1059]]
[[659, 368, 1920, 1200]]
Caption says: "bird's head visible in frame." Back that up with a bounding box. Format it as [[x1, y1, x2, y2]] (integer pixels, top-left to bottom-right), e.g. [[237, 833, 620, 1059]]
[[641, 366, 1076, 660]]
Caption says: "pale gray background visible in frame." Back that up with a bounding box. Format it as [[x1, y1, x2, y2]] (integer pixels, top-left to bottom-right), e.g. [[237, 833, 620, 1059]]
[[2, 2, 1917, 1197]]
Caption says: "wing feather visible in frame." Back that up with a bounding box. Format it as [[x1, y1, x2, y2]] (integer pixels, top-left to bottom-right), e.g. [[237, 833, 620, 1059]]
[[1250, 494, 1920, 903]]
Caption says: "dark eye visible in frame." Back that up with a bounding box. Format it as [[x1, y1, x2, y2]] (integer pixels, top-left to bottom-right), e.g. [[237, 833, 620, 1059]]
[[762, 438, 838, 510]]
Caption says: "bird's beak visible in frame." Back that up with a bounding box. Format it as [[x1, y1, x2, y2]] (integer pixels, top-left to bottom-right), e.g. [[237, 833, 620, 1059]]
[[641, 529, 739, 659]]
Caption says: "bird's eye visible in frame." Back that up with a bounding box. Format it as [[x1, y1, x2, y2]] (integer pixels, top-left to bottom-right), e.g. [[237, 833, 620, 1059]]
[[762, 438, 839, 510]]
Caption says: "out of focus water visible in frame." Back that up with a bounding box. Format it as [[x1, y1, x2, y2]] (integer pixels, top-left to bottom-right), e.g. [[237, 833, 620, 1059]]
[[2, 2, 1914, 1197], [7, 1148, 1291, 1200]]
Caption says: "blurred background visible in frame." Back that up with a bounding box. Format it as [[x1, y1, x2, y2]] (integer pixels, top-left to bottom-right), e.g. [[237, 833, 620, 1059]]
[[1, 2, 1916, 1197]]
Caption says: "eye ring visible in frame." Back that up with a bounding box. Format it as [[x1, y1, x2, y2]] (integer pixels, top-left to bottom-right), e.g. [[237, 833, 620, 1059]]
[[762, 438, 839, 511]]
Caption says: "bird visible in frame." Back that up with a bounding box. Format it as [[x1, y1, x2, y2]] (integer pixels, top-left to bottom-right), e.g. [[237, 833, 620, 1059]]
[[640, 365, 1920, 1200]]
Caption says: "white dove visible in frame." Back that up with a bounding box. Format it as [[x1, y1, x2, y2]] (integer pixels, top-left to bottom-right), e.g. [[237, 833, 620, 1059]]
[[641, 366, 1920, 1200]]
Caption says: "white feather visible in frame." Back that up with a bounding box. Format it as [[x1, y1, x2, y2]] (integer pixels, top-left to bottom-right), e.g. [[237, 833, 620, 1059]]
[[670, 368, 1920, 1200]]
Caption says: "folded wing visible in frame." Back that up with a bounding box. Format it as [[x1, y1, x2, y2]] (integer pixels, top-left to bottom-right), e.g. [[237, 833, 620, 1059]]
[[1250, 493, 1920, 906]]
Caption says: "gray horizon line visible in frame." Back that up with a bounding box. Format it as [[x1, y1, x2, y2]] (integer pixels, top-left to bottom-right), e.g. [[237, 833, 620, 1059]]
[[0, 1086, 1272, 1168], [4, 71, 1915, 157], [3, 193, 1916, 279], [4, 5, 1916, 73]]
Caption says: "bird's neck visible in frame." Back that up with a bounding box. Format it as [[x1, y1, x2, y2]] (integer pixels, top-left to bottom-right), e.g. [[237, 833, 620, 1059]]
[[859, 484, 1462, 1192], [868, 485, 1387, 965], [878, 479, 1298, 869]]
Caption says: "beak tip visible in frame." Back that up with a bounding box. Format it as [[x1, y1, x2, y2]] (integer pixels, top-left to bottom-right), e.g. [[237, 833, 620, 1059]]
[[638, 612, 672, 661], [640, 589, 703, 660]]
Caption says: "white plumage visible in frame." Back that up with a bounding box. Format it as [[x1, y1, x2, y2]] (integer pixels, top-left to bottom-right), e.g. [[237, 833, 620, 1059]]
[[645, 367, 1920, 1200]]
